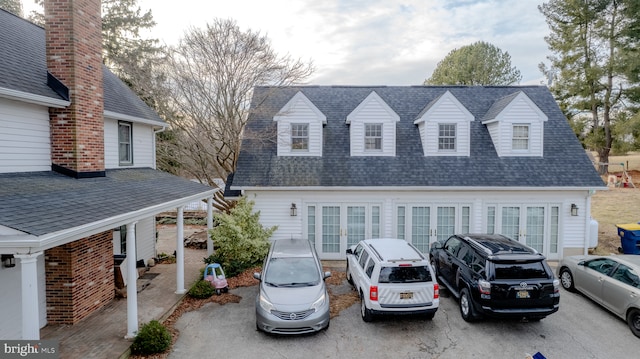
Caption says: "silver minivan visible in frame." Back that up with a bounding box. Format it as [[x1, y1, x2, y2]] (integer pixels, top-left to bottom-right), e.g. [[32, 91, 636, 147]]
[[253, 238, 331, 334]]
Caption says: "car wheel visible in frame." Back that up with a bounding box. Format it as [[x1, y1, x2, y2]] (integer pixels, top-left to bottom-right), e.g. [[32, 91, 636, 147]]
[[360, 292, 373, 322], [459, 287, 478, 322], [627, 309, 640, 338], [346, 263, 354, 285], [559, 268, 576, 292]]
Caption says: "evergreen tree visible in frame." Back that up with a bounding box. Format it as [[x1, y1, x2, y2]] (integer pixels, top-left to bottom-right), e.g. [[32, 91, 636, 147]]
[[425, 41, 522, 85]]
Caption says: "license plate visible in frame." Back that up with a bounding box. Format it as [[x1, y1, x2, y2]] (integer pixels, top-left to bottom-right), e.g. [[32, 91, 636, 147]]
[[400, 292, 413, 299], [516, 290, 530, 299]]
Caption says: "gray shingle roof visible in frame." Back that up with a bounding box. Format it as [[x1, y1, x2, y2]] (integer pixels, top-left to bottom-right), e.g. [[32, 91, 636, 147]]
[[232, 86, 604, 188], [0, 9, 163, 124], [0, 168, 214, 236]]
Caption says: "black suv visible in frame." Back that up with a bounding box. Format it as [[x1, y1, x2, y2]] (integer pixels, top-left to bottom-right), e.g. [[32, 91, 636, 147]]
[[429, 234, 559, 322]]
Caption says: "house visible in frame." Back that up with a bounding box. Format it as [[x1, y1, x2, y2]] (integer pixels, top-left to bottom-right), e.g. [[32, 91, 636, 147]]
[[229, 86, 606, 261], [0, 3, 216, 340]]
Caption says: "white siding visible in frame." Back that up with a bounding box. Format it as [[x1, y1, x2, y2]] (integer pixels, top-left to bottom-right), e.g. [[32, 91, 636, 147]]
[[136, 216, 156, 263], [414, 91, 474, 157], [484, 93, 547, 157], [347, 92, 399, 157], [245, 188, 591, 260], [275, 92, 325, 157], [0, 98, 51, 173], [0, 255, 47, 339], [104, 118, 155, 168]]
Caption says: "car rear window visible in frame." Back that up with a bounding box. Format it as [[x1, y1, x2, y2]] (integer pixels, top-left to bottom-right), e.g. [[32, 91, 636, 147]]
[[493, 261, 549, 279], [378, 265, 432, 283]]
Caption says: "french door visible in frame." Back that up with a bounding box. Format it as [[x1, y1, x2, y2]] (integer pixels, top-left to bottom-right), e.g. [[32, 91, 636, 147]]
[[497, 205, 560, 259], [314, 204, 380, 259], [398, 204, 470, 253]]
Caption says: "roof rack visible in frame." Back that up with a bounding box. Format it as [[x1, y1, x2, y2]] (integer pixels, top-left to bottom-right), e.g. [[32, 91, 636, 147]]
[[464, 236, 493, 256]]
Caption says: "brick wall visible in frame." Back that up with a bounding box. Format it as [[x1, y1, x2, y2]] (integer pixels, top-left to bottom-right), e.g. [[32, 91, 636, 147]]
[[45, 0, 104, 176], [45, 231, 114, 324]]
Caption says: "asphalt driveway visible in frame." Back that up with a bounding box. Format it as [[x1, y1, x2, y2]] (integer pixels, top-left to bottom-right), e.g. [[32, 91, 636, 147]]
[[168, 284, 639, 358]]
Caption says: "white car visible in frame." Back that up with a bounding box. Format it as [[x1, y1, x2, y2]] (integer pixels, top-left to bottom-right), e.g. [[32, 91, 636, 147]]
[[345, 238, 439, 322], [558, 254, 640, 338]]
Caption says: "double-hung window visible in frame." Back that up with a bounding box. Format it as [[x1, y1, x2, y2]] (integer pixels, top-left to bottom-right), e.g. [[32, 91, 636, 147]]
[[364, 123, 382, 151], [118, 121, 133, 165], [438, 123, 456, 151], [291, 123, 309, 151], [512, 124, 529, 150]]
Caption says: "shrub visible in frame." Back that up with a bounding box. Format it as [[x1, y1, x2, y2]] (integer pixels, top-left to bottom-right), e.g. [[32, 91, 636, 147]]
[[207, 197, 276, 277], [131, 320, 171, 355], [188, 279, 215, 299]]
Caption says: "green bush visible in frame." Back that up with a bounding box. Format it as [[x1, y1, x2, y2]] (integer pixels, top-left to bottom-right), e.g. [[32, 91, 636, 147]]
[[131, 320, 171, 355], [188, 279, 215, 299], [207, 197, 276, 277]]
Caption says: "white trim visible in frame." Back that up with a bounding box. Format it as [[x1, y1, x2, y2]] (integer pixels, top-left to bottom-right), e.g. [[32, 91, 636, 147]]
[[0, 87, 69, 108], [233, 186, 608, 192], [104, 110, 166, 128]]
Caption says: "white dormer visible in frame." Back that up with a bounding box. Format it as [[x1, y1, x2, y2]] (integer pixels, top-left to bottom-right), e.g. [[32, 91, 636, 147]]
[[346, 91, 399, 156], [482, 91, 548, 157], [413, 91, 474, 157], [274, 92, 326, 156]]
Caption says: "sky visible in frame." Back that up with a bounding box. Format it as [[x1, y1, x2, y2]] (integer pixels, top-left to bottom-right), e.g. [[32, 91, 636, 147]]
[[24, 0, 553, 86]]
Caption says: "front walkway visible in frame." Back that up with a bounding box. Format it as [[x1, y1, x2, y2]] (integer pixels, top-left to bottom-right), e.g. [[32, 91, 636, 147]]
[[41, 244, 205, 358]]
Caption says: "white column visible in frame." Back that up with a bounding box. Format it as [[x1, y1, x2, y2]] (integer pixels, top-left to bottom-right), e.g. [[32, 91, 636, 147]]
[[15, 252, 42, 340], [176, 206, 186, 294], [207, 196, 214, 256], [125, 222, 139, 339]]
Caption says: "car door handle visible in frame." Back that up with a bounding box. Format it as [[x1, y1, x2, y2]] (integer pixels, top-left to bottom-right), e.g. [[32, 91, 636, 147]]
[[631, 292, 638, 298]]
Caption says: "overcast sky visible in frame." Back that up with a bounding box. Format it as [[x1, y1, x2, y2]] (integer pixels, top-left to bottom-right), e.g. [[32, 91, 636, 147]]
[[26, 0, 553, 86]]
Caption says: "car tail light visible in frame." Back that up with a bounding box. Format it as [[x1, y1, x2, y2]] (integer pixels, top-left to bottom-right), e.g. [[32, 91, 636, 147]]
[[399, 263, 412, 267], [553, 279, 560, 293], [479, 279, 491, 296], [370, 286, 378, 301], [434, 283, 439, 299]]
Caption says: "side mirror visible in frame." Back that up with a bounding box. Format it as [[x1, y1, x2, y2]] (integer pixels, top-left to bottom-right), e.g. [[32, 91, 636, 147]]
[[577, 261, 585, 266], [323, 271, 332, 280], [432, 242, 443, 250], [253, 272, 261, 281], [346, 248, 353, 255]]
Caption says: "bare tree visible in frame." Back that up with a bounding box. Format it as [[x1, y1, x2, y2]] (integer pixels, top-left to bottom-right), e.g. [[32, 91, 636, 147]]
[[163, 18, 314, 210]]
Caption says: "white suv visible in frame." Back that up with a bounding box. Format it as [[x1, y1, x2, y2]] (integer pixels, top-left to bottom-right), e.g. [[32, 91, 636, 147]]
[[345, 238, 439, 322]]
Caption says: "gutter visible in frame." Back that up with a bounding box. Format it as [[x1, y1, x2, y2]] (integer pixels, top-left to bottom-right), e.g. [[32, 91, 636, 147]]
[[0, 87, 70, 108]]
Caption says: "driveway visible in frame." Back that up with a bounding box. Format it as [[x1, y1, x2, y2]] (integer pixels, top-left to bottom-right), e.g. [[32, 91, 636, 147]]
[[168, 284, 638, 358]]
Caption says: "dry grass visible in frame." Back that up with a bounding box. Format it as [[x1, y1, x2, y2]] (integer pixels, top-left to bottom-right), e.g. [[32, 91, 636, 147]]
[[591, 151, 640, 255]]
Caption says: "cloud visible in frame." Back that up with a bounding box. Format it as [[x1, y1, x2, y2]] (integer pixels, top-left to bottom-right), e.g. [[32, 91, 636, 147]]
[[138, 0, 551, 85]]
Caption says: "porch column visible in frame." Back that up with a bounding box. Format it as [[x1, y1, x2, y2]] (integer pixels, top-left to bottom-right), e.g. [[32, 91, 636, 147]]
[[125, 222, 138, 339], [176, 206, 186, 294], [15, 252, 42, 340], [207, 195, 214, 256]]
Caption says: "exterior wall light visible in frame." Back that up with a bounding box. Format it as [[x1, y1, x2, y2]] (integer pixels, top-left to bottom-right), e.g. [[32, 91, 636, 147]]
[[2, 254, 15, 268], [290, 203, 297, 217], [570, 204, 578, 216]]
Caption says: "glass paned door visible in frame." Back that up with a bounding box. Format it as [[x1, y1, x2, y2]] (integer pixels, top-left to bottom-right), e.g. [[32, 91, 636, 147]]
[[411, 207, 430, 252], [501, 206, 520, 241], [526, 207, 545, 252], [437, 207, 455, 243], [347, 206, 365, 248], [322, 206, 340, 253]]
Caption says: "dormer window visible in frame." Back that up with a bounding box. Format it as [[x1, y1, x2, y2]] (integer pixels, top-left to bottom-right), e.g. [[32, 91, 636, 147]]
[[274, 92, 326, 157], [365, 123, 382, 151], [346, 91, 399, 157], [414, 91, 473, 157], [512, 124, 529, 150], [438, 123, 456, 151], [291, 123, 309, 151]]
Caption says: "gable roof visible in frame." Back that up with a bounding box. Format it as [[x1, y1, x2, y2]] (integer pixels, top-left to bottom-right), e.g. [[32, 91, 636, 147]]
[[0, 9, 163, 125], [232, 86, 605, 189]]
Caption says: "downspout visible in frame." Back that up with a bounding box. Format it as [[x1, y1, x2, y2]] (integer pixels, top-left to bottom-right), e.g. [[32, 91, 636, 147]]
[[153, 126, 166, 170], [583, 190, 594, 256]]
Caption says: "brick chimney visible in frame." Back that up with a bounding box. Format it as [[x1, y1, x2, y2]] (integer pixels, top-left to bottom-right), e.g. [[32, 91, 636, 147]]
[[45, 0, 105, 178]]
